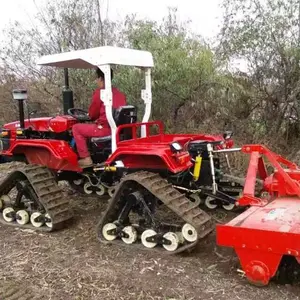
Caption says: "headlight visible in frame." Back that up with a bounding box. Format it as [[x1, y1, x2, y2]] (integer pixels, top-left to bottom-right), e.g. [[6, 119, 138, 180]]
[[170, 142, 182, 153], [223, 131, 233, 140]]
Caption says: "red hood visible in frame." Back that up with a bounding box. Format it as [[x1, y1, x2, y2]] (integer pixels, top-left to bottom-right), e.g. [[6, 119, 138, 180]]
[[3, 115, 77, 133]]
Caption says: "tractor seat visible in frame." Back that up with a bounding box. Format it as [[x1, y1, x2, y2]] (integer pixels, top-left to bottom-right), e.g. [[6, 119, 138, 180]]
[[91, 136, 111, 143], [89, 105, 137, 144]]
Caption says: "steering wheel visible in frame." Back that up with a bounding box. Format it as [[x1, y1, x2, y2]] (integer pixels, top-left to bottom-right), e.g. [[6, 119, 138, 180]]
[[67, 108, 91, 122]]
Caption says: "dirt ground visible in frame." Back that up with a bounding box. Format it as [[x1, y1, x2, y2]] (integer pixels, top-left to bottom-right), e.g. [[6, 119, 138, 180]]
[[0, 163, 300, 300]]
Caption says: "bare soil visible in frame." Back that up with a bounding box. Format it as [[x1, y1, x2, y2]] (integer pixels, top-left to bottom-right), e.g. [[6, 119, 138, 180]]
[[0, 162, 299, 300]]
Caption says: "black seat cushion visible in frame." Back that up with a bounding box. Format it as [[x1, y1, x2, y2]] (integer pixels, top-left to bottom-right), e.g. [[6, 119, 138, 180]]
[[90, 136, 111, 143]]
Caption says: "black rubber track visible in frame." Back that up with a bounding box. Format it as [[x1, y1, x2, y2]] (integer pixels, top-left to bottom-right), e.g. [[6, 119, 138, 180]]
[[97, 171, 214, 254], [0, 164, 73, 231]]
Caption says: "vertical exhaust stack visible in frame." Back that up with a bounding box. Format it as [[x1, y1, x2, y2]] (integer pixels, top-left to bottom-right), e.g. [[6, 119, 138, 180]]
[[12, 89, 27, 128], [62, 68, 74, 114]]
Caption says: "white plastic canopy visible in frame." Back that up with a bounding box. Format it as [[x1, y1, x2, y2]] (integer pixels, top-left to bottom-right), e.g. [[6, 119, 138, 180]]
[[37, 46, 153, 158], [37, 46, 154, 68]]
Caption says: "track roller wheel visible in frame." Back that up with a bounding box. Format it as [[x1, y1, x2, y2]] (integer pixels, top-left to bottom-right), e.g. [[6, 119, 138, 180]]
[[3, 207, 15, 222], [16, 210, 29, 225], [96, 184, 106, 196], [102, 223, 117, 241], [44, 213, 53, 228], [189, 193, 202, 206], [162, 232, 180, 252], [30, 212, 44, 228], [182, 223, 198, 242], [0, 195, 11, 207], [83, 182, 93, 195], [73, 179, 84, 186], [141, 229, 157, 248], [205, 196, 217, 209], [222, 202, 235, 211], [121, 226, 138, 244], [107, 186, 116, 198]]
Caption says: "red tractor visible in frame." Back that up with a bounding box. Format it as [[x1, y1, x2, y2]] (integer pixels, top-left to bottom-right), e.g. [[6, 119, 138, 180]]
[[0, 46, 241, 252]]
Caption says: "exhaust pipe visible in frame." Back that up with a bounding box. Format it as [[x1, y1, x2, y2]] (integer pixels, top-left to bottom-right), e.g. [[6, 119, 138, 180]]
[[12, 89, 27, 128], [62, 68, 74, 114]]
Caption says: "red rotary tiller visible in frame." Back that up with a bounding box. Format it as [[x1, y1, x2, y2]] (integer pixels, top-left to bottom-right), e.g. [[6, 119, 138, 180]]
[[217, 144, 300, 286]]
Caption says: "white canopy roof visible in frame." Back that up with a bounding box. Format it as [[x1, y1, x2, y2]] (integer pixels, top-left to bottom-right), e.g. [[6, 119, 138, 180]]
[[37, 46, 154, 69]]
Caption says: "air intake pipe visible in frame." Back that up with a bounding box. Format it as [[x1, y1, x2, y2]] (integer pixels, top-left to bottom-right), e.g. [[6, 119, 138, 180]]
[[62, 68, 74, 114]]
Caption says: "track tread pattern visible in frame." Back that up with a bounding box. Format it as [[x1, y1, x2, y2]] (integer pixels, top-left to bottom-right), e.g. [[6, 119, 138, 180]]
[[0, 164, 73, 231], [97, 171, 214, 254]]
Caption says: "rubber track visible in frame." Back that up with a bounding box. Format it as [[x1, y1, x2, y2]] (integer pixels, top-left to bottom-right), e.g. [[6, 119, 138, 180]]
[[97, 171, 214, 254], [0, 165, 73, 231]]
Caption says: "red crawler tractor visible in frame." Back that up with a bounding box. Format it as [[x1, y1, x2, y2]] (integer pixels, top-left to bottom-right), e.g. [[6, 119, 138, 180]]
[[0, 46, 242, 253], [217, 144, 300, 286]]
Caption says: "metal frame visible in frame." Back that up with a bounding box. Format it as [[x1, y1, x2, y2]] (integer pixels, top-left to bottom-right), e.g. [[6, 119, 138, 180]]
[[99, 64, 152, 152], [216, 144, 300, 286], [37, 46, 154, 154]]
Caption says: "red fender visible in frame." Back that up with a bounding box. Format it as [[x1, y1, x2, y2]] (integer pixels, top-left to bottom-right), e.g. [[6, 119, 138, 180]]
[[11, 140, 80, 171]]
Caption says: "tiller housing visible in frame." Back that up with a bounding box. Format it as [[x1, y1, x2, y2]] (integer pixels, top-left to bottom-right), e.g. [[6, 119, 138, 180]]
[[217, 144, 300, 286]]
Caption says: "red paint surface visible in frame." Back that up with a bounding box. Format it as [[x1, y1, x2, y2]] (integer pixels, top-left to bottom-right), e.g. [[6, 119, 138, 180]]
[[217, 144, 300, 286]]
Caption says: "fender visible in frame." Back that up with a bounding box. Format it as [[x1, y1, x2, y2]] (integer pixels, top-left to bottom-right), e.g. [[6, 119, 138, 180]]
[[106, 146, 192, 173], [5, 140, 80, 172]]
